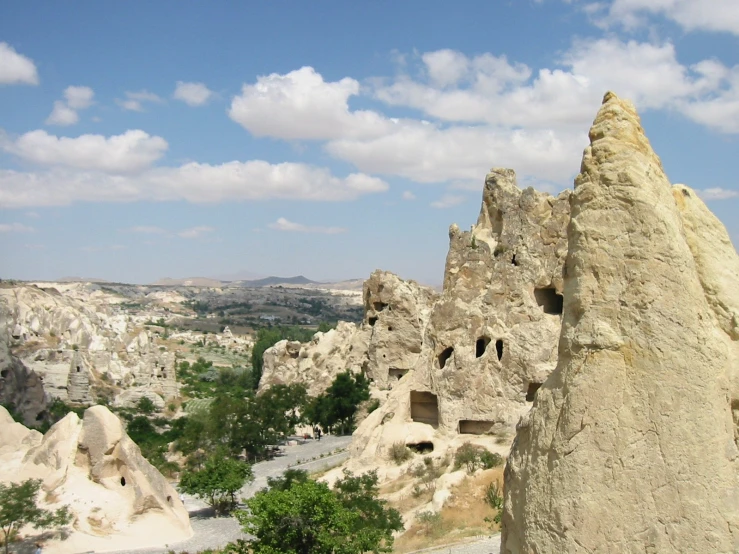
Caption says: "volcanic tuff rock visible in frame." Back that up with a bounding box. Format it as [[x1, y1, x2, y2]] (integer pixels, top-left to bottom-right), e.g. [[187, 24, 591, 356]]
[[0, 284, 179, 407], [0, 404, 192, 553], [501, 93, 739, 553], [259, 270, 438, 396], [346, 167, 571, 466], [0, 323, 48, 426]]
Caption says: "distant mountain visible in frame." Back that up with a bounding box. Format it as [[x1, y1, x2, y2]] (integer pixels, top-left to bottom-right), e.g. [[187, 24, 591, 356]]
[[239, 275, 318, 287]]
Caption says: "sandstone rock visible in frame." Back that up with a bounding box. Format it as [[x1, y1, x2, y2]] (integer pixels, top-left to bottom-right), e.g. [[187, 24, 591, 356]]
[[0, 404, 192, 553], [501, 92, 739, 553]]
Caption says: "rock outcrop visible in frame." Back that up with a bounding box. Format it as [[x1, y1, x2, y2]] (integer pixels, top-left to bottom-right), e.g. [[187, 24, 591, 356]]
[[259, 271, 438, 396], [501, 93, 739, 553], [0, 404, 192, 553], [347, 168, 571, 467]]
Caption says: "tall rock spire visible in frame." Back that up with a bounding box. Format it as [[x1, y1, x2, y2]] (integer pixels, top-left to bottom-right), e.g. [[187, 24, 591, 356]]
[[501, 92, 739, 553]]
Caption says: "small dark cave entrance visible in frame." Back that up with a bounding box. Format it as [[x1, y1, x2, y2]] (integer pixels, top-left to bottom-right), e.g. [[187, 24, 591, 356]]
[[475, 337, 490, 358], [534, 287, 563, 315], [458, 420, 495, 435], [410, 391, 439, 427], [438, 347, 454, 369], [495, 339, 504, 361], [526, 382, 543, 402], [120, 476, 126, 486], [373, 301, 388, 312], [389, 367, 408, 380], [368, 316, 378, 326], [407, 442, 434, 454]]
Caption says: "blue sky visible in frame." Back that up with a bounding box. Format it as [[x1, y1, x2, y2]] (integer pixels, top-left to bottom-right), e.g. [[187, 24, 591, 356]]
[[0, 1, 737, 285]]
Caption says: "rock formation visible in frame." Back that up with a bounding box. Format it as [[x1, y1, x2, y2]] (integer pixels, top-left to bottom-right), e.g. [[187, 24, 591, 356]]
[[347, 168, 571, 466], [259, 270, 438, 396], [501, 93, 739, 553], [0, 323, 48, 426], [0, 404, 192, 553], [0, 283, 180, 407]]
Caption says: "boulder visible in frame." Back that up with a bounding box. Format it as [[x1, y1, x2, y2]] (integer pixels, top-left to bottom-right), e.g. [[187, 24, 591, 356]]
[[501, 93, 739, 553]]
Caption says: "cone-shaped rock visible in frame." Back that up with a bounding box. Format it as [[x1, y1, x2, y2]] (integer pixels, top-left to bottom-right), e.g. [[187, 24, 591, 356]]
[[501, 92, 739, 553]]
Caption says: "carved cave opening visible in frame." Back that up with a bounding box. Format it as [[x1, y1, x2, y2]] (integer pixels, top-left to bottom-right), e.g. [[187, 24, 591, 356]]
[[407, 442, 434, 454], [495, 339, 504, 361], [475, 337, 490, 358], [438, 347, 454, 369], [534, 287, 563, 315], [458, 420, 495, 435], [389, 367, 408, 381], [410, 391, 439, 427], [373, 301, 388, 312], [76, 366, 81, 373], [368, 316, 378, 327], [512, 254, 519, 266], [120, 476, 126, 486], [526, 382, 543, 402]]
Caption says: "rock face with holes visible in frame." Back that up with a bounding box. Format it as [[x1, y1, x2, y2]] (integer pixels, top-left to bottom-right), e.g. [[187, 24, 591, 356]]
[[0, 323, 48, 426], [501, 93, 739, 553], [347, 168, 571, 466], [259, 271, 438, 396], [0, 404, 192, 553], [0, 284, 180, 408]]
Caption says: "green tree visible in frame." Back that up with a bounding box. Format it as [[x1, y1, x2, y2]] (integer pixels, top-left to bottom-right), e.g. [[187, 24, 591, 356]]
[[305, 371, 370, 434], [179, 452, 254, 515], [236, 470, 402, 554], [0, 480, 72, 554], [137, 396, 156, 415]]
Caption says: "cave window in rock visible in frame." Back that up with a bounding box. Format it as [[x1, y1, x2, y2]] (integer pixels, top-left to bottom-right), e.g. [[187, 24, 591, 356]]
[[76, 366, 81, 373], [120, 476, 126, 486], [387, 326, 393, 332], [166, 495, 172, 504], [0, 369, 8, 378], [511, 254, 519, 266], [458, 420, 495, 435], [36, 411, 46, 421], [495, 339, 504, 361], [410, 391, 439, 427], [534, 287, 563, 315], [475, 337, 491, 358], [526, 382, 542, 402], [373, 301, 388, 312], [368, 316, 378, 327], [389, 367, 408, 381], [437, 347, 454, 369], [407, 442, 434, 454]]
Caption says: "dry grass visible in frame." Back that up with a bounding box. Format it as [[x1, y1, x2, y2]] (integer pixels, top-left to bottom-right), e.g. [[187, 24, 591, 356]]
[[392, 467, 504, 553]]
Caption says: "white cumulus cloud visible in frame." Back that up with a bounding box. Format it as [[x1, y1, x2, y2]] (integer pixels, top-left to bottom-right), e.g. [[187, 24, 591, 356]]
[[402, 191, 416, 200], [45, 86, 95, 126], [116, 90, 164, 112], [268, 218, 347, 234], [697, 188, 739, 201], [0, 42, 39, 85], [2, 129, 168, 173], [593, 0, 739, 35], [46, 101, 79, 126], [174, 81, 214, 106], [0, 162, 388, 208], [229, 66, 390, 140]]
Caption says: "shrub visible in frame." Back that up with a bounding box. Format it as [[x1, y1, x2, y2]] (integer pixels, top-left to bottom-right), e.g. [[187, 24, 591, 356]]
[[484, 481, 504, 525], [416, 510, 442, 536], [454, 442, 503, 474], [389, 441, 412, 465]]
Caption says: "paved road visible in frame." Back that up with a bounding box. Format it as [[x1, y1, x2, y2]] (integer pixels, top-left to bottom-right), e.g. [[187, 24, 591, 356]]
[[416, 534, 501, 554], [104, 435, 352, 554]]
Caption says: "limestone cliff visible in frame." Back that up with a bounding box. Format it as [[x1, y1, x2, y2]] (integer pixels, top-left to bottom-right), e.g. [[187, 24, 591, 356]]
[[501, 93, 739, 553], [0, 404, 192, 553]]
